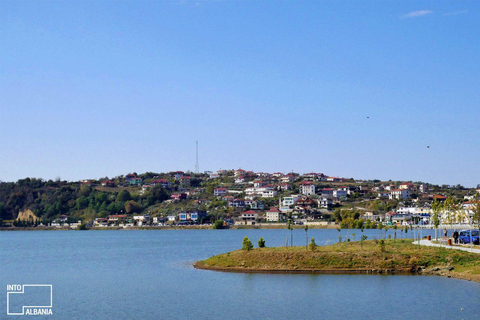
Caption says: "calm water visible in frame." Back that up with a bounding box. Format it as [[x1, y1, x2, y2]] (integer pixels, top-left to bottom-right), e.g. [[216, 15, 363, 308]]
[[1, 229, 479, 319]]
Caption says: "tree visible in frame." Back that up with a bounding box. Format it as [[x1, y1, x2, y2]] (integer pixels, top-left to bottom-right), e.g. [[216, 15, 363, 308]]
[[206, 184, 214, 195], [77, 223, 89, 230], [308, 238, 318, 251], [146, 186, 169, 206], [75, 196, 89, 210], [431, 199, 442, 240], [287, 219, 293, 247], [125, 200, 141, 214], [258, 237, 266, 248], [378, 223, 384, 239], [471, 194, 480, 230], [361, 235, 368, 249], [213, 220, 224, 229], [242, 236, 253, 250], [0, 202, 8, 220], [444, 196, 455, 229], [378, 239, 386, 253], [304, 223, 309, 249], [116, 190, 131, 203]]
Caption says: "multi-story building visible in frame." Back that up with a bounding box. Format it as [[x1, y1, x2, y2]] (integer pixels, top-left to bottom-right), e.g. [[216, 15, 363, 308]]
[[300, 181, 316, 195], [389, 189, 411, 200], [266, 208, 284, 222]]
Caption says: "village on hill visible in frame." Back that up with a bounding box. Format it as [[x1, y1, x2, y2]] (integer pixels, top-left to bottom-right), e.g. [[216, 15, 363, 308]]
[[0, 169, 479, 229]]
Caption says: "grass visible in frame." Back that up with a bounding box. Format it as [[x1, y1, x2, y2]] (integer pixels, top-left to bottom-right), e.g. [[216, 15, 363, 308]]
[[195, 239, 480, 282]]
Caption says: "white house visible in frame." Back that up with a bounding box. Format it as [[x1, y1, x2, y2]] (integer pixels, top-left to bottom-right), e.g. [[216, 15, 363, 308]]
[[389, 189, 411, 200], [172, 171, 184, 180], [253, 181, 267, 188], [214, 188, 227, 197], [377, 191, 390, 198], [266, 208, 283, 222], [326, 176, 341, 182], [333, 189, 347, 198], [300, 181, 316, 196], [245, 186, 277, 198], [281, 175, 295, 183], [235, 177, 245, 183], [399, 182, 415, 191], [235, 169, 246, 177], [319, 197, 333, 208], [396, 207, 432, 215], [238, 210, 259, 225], [282, 195, 301, 207]]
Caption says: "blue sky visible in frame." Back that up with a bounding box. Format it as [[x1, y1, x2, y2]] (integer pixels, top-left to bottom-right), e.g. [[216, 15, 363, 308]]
[[1, 0, 479, 187]]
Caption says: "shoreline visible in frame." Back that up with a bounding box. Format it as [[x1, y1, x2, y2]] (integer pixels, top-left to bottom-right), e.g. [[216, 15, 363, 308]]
[[193, 262, 412, 275], [0, 224, 339, 231], [193, 262, 480, 283]]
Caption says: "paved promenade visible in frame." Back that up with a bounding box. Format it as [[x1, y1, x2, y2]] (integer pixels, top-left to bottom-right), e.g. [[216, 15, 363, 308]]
[[415, 239, 480, 254]]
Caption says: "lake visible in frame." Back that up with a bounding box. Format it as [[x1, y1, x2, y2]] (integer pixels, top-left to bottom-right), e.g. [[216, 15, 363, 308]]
[[1, 229, 479, 319]]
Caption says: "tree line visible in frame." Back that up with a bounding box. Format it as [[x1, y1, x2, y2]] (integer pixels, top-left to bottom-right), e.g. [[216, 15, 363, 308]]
[[0, 178, 170, 221]]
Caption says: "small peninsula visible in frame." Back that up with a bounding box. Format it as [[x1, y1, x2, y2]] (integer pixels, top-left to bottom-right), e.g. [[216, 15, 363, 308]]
[[194, 239, 480, 283]]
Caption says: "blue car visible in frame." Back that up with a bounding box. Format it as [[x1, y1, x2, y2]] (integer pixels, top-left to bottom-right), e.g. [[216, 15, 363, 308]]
[[459, 230, 479, 245]]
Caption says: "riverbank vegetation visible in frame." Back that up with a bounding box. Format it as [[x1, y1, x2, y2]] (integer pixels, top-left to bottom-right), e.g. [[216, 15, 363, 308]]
[[195, 239, 480, 282]]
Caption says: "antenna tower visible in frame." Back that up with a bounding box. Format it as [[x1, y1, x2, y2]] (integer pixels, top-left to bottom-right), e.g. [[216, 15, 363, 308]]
[[195, 141, 199, 174]]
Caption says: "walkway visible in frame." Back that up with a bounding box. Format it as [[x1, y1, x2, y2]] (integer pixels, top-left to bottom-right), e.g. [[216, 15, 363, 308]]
[[415, 239, 480, 254]]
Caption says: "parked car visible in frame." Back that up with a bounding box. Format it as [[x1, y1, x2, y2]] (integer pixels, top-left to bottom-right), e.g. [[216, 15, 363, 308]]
[[459, 230, 479, 245]]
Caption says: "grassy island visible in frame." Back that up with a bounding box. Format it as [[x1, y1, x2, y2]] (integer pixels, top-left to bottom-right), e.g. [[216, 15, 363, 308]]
[[194, 239, 480, 283]]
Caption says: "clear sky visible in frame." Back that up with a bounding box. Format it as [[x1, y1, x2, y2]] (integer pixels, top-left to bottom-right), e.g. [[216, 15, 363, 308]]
[[1, 0, 479, 187]]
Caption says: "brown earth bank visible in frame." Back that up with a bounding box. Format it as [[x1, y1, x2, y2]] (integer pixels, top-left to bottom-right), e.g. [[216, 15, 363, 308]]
[[194, 239, 480, 283], [16, 209, 39, 222]]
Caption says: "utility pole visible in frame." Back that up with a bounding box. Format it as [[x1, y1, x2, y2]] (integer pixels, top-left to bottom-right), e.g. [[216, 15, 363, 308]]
[[195, 141, 199, 174]]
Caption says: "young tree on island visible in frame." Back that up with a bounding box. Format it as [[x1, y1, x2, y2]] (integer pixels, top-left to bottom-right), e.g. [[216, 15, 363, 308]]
[[308, 238, 318, 251], [258, 237, 266, 248], [304, 223, 309, 249], [361, 235, 368, 249], [287, 219, 293, 247], [242, 236, 253, 251], [378, 239, 386, 253]]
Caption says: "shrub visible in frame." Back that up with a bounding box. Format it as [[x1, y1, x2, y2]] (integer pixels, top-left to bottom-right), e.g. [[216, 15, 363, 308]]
[[242, 236, 253, 251], [379, 239, 386, 252], [258, 237, 266, 248], [213, 220, 224, 229], [361, 235, 368, 248], [77, 223, 88, 230], [308, 238, 318, 251]]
